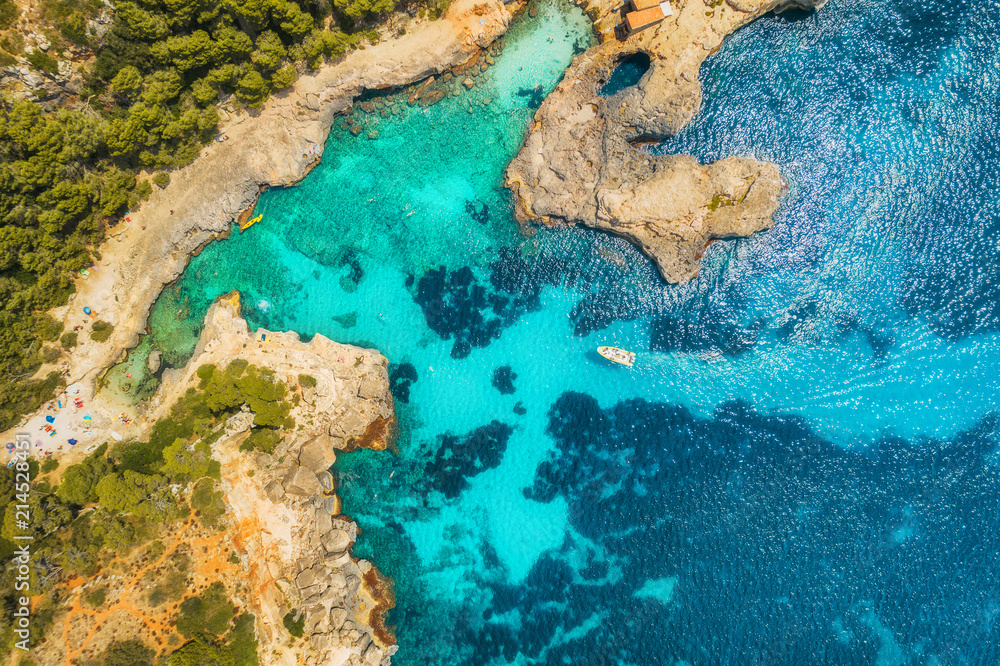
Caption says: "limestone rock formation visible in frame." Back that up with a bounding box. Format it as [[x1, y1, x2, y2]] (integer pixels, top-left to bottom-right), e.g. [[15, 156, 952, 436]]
[[224, 407, 255, 435], [283, 466, 325, 497], [506, 0, 826, 283], [147, 349, 162, 374], [177, 298, 399, 665], [299, 434, 338, 473]]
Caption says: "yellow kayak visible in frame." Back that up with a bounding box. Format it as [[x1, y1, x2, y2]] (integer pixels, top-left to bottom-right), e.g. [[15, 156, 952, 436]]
[[597, 346, 636, 368], [240, 213, 262, 231]]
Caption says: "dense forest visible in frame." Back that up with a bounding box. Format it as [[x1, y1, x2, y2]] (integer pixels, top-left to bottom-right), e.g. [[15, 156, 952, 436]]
[[0, 362, 292, 660], [0, 0, 442, 430]]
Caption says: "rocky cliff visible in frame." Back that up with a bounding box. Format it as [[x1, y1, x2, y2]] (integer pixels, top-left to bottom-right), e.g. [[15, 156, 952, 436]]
[[506, 0, 826, 283], [159, 295, 397, 665]]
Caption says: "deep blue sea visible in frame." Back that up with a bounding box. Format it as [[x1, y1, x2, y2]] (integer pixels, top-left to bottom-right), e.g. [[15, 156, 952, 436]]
[[122, 0, 1000, 661]]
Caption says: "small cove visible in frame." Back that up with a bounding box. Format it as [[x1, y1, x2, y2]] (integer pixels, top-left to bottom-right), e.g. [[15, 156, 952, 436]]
[[122, 0, 1000, 661]]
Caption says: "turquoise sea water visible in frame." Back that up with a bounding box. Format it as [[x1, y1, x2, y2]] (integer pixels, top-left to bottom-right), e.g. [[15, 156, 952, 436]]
[[131, 0, 1000, 661]]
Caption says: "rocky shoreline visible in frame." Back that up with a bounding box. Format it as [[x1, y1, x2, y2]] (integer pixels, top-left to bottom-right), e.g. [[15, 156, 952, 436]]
[[169, 295, 398, 665], [506, 0, 826, 283], [46, 0, 517, 407], [10, 0, 836, 660], [2, 4, 523, 661]]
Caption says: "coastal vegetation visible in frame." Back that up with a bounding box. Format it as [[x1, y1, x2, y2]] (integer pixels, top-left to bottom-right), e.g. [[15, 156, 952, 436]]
[[0, 361, 290, 659], [0, 0, 424, 430]]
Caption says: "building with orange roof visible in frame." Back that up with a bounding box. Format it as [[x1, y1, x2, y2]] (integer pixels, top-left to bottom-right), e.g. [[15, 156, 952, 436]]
[[624, 0, 673, 34]]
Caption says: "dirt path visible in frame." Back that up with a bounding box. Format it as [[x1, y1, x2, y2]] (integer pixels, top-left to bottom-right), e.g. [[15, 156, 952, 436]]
[[42, 517, 241, 664]]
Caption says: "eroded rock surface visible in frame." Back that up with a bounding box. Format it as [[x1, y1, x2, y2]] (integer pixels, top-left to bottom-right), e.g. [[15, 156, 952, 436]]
[[170, 296, 398, 665], [506, 0, 826, 283]]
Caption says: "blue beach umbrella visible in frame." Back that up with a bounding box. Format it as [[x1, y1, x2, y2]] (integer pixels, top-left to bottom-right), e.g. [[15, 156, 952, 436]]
[[68, 439, 77, 446], [83, 306, 91, 315], [45, 415, 55, 424]]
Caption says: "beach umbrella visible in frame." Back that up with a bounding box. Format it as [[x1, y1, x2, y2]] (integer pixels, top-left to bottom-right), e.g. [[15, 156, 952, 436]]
[[83, 306, 91, 315], [45, 415, 55, 423], [68, 439, 77, 445]]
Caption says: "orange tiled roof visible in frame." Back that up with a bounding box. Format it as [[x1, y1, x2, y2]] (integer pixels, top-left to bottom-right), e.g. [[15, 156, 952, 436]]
[[625, 6, 665, 32]]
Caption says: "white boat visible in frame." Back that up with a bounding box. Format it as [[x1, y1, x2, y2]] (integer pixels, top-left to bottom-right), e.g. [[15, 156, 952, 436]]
[[597, 346, 636, 368]]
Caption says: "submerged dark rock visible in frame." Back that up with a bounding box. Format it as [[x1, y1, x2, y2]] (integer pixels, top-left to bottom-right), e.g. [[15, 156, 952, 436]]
[[465, 199, 490, 225], [649, 307, 764, 356], [412, 253, 562, 358], [488, 391, 1000, 664], [424, 420, 513, 498], [338, 248, 365, 293], [389, 362, 418, 403], [491, 365, 517, 394]]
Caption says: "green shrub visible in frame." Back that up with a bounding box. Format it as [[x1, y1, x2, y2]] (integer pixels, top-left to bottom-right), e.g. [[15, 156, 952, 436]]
[[0, 0, 18, 29], [40, 346, 60, 364], [199, 362, 291, 427], [0, 372, 63, 433], [0, 32, 23, 54], [90, 320, 114, 342], [283, 610, 305, 638], [148, 569, 186, 606], [168, 637, 230, 665], [229, 613, 259, 665], [84, 587, 106, 607], [97, 639, 154, 666], [133, 180, 153, 202], [176, 581, 235, 638], [60, 332, 78, 348], [152, 172, 171, 188], [298, 374, 317, 388], [240, 428, 281, 454], [271, 64, 298, 91], [38, 315, 63, 341], [40, 458, 59, 474], [110, 438, 167, 475], [26, 49, 59, 74], [55, 443, 110, 506], [190, 478, 226, 528], [146, 540, 166, 560], [148, 548, 189, 606]]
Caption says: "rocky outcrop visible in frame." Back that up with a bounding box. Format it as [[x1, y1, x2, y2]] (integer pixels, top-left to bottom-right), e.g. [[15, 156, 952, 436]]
[[299, 434, 339, 473], [169, 296, 398, 665], [146, 349, 162, 373], [251, 435, 396, 666], [224, 406, 255, 435], [505, 0, 826, 283]]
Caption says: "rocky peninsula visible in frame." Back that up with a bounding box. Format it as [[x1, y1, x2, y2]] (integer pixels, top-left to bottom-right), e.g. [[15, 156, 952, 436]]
[[23, 292, 398, 664], [167, 295, 398, 666], [506, 0, 825, 282]]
